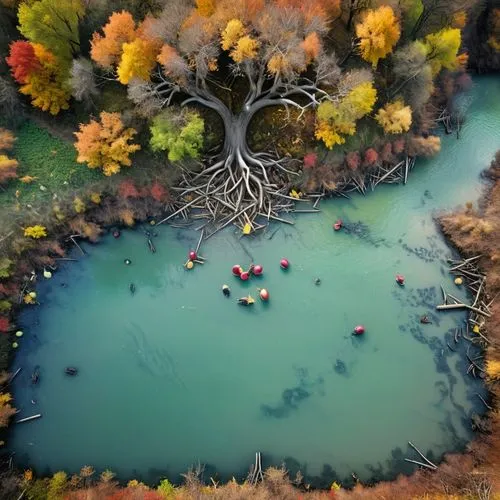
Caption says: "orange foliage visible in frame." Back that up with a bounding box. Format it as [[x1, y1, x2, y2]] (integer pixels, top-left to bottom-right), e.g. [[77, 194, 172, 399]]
[[150, 182, 168, 202], [0, 155, 18, 184], [74, 112, 140, 176], [196, 0, 216, 17], [302, 32, 321, 64], [91, 11, 137, 68], [0, 129, 15, 150]]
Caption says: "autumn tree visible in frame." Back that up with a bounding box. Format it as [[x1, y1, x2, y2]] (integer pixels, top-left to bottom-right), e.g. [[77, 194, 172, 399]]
[[5, 40, 39, 83], [18, 0, 84, 60], [355, 6, 400, 67], [0, 391, 16, 428], [315, 76, 377, 148], [113, 0, 369, 225], [74, 112, 140, 176], [423, 27, 462, 74], [150, 109, 204, 162], [375, 100, 412, 134]]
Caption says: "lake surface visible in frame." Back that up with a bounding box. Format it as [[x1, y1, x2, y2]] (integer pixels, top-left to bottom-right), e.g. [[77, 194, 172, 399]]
[[10, 76, 500, 486]]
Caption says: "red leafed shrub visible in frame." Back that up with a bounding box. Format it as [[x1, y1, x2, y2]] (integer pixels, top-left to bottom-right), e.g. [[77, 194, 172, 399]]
[[345, 151, 360, 170], [0, 283, 17, 297], [363, 148, 378, 166], [6, 41, 40, 84], [392, 138, 406, 154], [150, 181, 167, 202], [0, 317, 10, 333], [118, 179, 140, 198], [303, 152, 318, 169]]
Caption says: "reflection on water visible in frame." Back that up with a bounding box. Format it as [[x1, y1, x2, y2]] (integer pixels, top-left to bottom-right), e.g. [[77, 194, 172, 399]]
[[9, 76, 500, 485]]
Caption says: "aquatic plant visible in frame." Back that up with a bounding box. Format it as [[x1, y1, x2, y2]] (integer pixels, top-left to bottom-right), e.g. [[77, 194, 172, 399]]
[[23, 225, 47, 239]]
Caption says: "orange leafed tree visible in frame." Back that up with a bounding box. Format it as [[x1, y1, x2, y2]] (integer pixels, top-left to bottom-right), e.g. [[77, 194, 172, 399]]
[[0, 128, 18, 184], [74, 112, 140, 176], [356, 6, 401, 67]]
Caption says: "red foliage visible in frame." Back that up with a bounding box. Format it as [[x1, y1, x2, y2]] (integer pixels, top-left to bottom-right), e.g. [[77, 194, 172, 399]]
[[0, 317, 10, 333], [150, 181, 167, 202], [392, 138, 405, 154], [6, 41, 40, 84], [363, 148, 378, 166], [303, 152, 318, 169], [345, 151, 360, 170], [0, 282, 18, 298], [118, 179, 140, 198]]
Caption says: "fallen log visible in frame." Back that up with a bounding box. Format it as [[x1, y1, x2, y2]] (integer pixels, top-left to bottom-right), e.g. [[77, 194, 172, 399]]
[[16, 414, 41, 424], [436, 303, 490, 317]]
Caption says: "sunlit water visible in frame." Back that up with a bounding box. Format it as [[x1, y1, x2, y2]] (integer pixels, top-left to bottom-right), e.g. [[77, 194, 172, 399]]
[[10, 76, 500, 486]]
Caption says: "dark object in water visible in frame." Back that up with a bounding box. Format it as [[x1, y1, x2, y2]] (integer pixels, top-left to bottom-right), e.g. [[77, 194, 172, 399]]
[[129, 283, 136, 294], [238, 296, 255, 306], [420, 315, 432, 324], [112, 229, 121, 238], [60, 282, 67, 288], [334, 359, 346, 374], [315, 278, 321, 285], [124, 259, 131, 265], [65, 367, 78, 376], [333, 219, 343, 231], [31, 366, 40, 384], [222, 284, 230, 297]]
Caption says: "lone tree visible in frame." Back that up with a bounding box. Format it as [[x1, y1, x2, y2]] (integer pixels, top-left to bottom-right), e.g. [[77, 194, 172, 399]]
[[91, 0, 378, 227]]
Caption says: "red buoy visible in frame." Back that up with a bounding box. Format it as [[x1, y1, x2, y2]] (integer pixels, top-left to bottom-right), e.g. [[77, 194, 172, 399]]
[[280, 258, 290, 270], [333, 219, 343, 231], [253, 264, 263, 276], [353, 325, 365, 335], [188, 250, 197, 261], [240, 271, 250, 281], [259, 288, 269, 301], [396, 274, 405, 285], [232, 265, 242, 276]]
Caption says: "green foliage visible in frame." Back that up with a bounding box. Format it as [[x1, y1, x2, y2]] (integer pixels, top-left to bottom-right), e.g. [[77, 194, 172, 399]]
[[157, 478, 176, 497], [0, 301, 11, 312], [18, 0, 85, 60], [150, 110, 205, 162], [0, 121, 101, 207], [47, 471, 67, 500], [0, 258, 12, 278]]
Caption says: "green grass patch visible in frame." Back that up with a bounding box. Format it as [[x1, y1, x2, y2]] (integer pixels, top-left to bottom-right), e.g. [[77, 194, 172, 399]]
[[0, 121, 102, 208]]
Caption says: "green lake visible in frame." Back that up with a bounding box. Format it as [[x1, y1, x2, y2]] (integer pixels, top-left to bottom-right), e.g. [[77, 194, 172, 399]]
[[10, 76, 500, 486]]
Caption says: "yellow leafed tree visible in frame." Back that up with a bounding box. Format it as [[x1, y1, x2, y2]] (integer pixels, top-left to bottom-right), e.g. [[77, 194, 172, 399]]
[[231, 36, 259, 62], [375, 100, 412, 134], [74, 112, 141, 176], [356, 6, 400, 67], [315, 81, 377, 148], [117, 38, 159, 84], [424, 28, 461, 75], [221, 19, 245, 50]]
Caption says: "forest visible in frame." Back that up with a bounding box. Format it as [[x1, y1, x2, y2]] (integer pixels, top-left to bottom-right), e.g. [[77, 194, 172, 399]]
[[0, 0, 500, 498]]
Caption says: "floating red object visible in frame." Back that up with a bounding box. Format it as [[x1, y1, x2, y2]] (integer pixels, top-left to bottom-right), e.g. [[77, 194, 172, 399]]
[[333, 219, 343, 231], [280, 258, 290, 270], [253, 264, 263, 276], [232, 265, 242, 276], [259, 288, 269, 301], [353, 325, 365, 335], [240, 271, 250, 281], [188, 250, 197, 261], [396, 274, 405, 285]]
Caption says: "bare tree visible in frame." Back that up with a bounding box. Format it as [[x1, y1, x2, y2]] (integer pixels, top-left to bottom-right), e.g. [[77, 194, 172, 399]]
[[69, 57, 99, 108]]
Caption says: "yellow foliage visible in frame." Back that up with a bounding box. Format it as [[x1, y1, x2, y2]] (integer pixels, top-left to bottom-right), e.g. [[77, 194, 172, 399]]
[[24, 225, 47, 238], [90, 192, 101, 204], [424, 28, 461, 75], [315, 81, 376, 149], [24, 469, 33, 482], [221, 19, 245, 50], [486, 359, 500, 380], [242, 222, 252, 235], [375, 100, 412, 134], [0, 393, 12, 405], [356, 6, 400, 67], [19, 44, 70, 115], [24, 294, 35, 304], [230, 36, 259, 62], [117, 38, 159, 84], [196, 0, 216, 17], [73, 196, 85, 213]]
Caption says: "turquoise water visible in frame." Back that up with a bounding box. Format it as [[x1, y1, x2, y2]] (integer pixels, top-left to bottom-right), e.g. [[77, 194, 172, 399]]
[[10, 76, 500, 486]]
